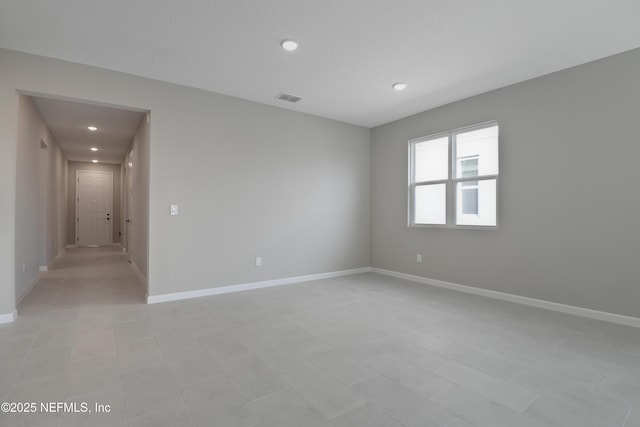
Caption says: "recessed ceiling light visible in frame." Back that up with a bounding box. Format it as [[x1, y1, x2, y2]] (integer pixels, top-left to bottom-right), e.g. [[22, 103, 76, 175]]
[[92, 160, 98, 163], [281, 39, 298, 52], [90, 147, 98, 152], [88, 126, 98, 131], [392, 82, 407, 91]]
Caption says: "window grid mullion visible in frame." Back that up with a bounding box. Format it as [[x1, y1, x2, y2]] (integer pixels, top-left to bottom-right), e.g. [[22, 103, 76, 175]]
[[413, 179, 449, 186], [447, 133, 453, 225], [452, 175, 498, 184]]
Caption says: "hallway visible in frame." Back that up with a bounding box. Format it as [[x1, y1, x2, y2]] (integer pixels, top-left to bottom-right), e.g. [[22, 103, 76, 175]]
[[20, 246, 146, 314]]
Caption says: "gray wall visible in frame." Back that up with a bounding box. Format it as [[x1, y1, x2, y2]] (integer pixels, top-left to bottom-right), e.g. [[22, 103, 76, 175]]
[[9, 46, 635, 320], [67, 161, 122, 245], [371, 48, 640, 318], [14, 95, 67, 301], [0, 48, 370, 316]]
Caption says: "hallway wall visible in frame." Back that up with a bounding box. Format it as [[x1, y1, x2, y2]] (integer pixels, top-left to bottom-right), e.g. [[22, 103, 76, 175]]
[[67, 162, 122, 245], [14, 95, 67, 303], [127, 114, 150, 280], [120, 114, 150, 283]]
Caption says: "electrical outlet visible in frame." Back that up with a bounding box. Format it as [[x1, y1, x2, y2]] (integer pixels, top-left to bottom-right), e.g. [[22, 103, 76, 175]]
[[416, 254, 422, 263], [255, 256, 262, 267]]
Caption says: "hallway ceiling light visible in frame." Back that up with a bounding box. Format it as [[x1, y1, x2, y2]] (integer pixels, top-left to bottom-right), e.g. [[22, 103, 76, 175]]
[[90, 147, 98, 151], [392, 82, 407, 91], [92, 159, 98, 163], [87, 126, 98, 131], [280, 39, 298, 51]]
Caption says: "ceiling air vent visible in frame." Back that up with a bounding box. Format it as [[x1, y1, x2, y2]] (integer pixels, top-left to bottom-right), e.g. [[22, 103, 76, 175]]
[[276, 92, 302, 103]]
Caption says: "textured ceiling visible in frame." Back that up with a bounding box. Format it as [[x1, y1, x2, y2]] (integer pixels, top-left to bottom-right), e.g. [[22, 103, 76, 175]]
[[32, 97, 144, 164], [3, 1, 640, 127]]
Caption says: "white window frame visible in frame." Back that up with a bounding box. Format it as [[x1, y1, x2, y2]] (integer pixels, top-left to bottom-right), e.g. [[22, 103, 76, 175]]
[[408, 121, 499, 229]]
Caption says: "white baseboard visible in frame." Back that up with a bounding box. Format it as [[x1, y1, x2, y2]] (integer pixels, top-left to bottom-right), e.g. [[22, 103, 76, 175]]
[[18, 248, 67, 308], [147, 267, 371, 304], [65, 244, 77, 249], [48, 248, 64, 270], [38, 247, 66, 273], [0, 310, 17, 324], [371, 268, 640, 328]]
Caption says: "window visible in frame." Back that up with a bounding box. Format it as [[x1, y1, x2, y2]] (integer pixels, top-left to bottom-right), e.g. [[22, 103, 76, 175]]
[[409, 122, 498, 227]]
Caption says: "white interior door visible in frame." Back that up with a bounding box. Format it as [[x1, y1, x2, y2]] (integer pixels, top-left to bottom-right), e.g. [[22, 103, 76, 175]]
[[76, 170, 113, 246]]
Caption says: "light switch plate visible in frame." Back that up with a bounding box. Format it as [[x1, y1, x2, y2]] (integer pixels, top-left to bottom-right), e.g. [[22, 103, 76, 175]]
[[170, 205, 179, 216]]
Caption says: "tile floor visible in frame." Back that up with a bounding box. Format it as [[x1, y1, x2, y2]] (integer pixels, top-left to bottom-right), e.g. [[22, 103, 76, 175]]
[[1, 246, 639, 426]]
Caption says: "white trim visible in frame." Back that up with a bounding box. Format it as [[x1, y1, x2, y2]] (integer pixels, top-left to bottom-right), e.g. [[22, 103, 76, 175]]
[[0, 310, 17, 324], [19, 248, 67, 307], [371, 268, 640, 328], [17, 90, 150, 114], [65, 244, 77, 249], [147, 267, 371, 304], [47, 247, 65, 270], [39, 247, 66, 273]]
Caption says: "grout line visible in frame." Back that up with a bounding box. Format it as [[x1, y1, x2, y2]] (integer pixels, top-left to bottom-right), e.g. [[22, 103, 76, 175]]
[[244, 386, 290, 405], [429, 383, 455, 402], [623, 406, 632, 426], [520, 393, 540, 414]]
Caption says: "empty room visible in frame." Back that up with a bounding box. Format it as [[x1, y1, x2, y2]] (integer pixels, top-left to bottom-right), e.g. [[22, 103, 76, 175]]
[[1, 1, 639, 427]]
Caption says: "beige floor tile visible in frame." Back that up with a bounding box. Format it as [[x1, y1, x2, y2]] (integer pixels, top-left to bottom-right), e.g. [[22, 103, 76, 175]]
[[302, 345, 376, 386], [432, 385, 545, 427], [434, 360, 538, 412], [66, 355, 120, 399], [248, 388, 331, 427], [162, 345, 223, 387], [219, 354, 287, 401], [1, 247, 636, 427], [353, 375, 455, 427], [282, 363, 365, 419], [330, 402, 404, 427], [16, 345, 72, 384], [121, 365, 182, 419], [362, 352, 453, 399], [180, 376, 259, 427], [126, 400, 194, 427]]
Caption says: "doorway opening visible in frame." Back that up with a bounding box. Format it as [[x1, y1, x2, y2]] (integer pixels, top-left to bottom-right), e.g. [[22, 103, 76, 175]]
[[13, 92, 150, 312]]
